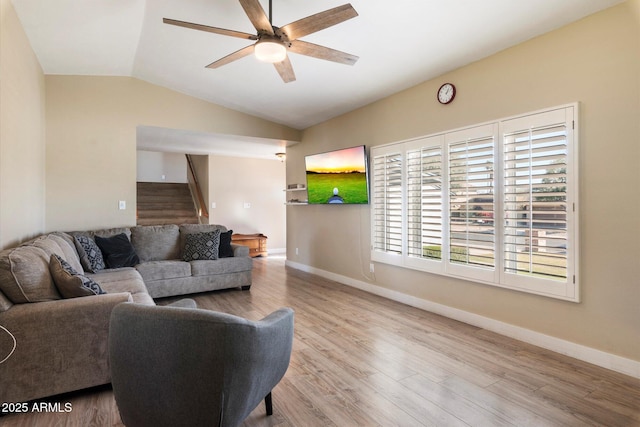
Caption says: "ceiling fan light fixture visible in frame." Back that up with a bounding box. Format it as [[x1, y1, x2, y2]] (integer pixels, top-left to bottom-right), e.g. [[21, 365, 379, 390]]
[[254, 38, 287, 63]]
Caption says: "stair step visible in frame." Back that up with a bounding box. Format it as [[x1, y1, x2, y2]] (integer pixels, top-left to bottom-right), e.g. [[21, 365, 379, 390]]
[[136, 181, 198, 227], [137, 190, 192, 198], [137, 189, 191, 196], [137, 198, 194, 206], [137, 201, 195, 209], [137, 182, 190, 190], [137, 209, 198, 218], [136, 217, 199, 226]]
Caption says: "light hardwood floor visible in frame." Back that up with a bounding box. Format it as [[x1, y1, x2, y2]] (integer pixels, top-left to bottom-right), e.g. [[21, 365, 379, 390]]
[[3, 257, 639, 426]]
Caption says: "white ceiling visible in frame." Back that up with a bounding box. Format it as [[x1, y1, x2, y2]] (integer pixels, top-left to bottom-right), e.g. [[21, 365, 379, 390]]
[[136, 125, 296, 160], [12, 0, 623, 156]]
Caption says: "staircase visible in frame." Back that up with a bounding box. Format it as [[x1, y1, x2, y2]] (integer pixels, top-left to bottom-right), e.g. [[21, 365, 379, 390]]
[[136, 182, 199, 226]]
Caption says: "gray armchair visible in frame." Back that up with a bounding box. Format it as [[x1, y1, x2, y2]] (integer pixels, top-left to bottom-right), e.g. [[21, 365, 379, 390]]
[[108, 302, 294, 427]]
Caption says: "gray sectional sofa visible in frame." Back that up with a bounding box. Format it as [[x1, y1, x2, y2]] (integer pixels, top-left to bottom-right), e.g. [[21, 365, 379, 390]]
[[0, 224, 252, 404]]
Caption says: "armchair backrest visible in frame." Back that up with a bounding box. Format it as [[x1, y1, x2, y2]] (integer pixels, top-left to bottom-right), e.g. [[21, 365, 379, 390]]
[[109, 303, 294, 427]]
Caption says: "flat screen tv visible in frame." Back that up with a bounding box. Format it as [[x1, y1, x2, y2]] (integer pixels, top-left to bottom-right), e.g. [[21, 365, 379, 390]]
[[305, 145, 369, 204]]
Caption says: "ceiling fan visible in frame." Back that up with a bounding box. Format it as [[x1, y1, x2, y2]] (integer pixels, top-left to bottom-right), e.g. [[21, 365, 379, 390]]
[[163, 0, 359, 83]]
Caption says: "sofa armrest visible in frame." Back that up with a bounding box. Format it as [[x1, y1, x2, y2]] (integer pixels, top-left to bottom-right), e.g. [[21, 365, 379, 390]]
[[231, 243, 250, 257], [0, 292, 133, 403]]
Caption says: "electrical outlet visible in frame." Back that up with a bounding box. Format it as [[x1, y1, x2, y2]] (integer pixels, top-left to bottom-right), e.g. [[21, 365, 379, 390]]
[[370, 263, 375, 273], [211, 202, 216, 209], [295, 248, 299, 255]]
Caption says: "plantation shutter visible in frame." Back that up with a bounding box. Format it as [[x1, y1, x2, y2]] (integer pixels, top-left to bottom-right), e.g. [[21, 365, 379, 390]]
[[369, 104, 578, 301], [446, 125, 497, 281], [406, 137, 443, 264], [501, 106, 575, 297], [371, 147, 403, 262]]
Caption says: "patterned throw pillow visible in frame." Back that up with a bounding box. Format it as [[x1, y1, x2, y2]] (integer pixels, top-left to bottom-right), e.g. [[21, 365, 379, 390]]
[[73, 235, 105, 273], [49, 254, 106, 298], [183, 230, 221, 261]]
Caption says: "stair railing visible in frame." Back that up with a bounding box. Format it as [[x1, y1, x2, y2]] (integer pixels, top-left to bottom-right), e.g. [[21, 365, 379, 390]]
[[185, 154, 209, 221]]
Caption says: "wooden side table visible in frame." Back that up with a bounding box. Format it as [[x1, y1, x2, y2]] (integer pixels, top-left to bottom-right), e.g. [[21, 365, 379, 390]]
[[231, 233, 268, 257]]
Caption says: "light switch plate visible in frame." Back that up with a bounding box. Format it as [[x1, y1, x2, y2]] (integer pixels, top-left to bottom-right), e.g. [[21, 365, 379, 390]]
[[119, 200, 126, 210]]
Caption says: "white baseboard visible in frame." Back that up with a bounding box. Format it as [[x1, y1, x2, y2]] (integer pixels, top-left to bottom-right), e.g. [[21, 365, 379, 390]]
[[267, 248, 286, 255], [285, 260, 640, 379]]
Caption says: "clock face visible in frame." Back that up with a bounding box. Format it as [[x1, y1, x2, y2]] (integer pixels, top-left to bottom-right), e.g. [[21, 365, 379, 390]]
[[438, 83, 456, 104]]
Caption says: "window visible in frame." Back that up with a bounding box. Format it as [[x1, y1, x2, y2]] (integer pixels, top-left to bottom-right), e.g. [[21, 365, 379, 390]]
[[371, 104, 579, 301], [447, 124, 498, 283], [372, 148, 403, 259]]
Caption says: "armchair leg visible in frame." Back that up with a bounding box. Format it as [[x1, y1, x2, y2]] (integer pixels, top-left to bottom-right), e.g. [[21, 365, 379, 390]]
[[265, 392, 273, 416]]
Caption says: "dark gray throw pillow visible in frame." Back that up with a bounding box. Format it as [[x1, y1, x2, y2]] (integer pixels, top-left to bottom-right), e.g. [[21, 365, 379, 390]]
[[49, 254, 106, 298], [95, 233, 140, 269], [183, 229, 221, 261], [218, 229, 234, 258], [73, 234, 105, 273]]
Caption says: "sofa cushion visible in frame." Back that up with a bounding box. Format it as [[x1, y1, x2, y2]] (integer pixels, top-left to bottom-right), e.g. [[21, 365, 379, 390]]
[[0, 290, 12, 312], [93, 227, 131, 239], [73, 235, 106, 273], [135, 261, 191, 282], [183, 230, 221, 261], [95, 233, 140, 269], [28, 234, 84, 274], [51, 231, 77, 251], [218, 229, 234, 258], [131, 225, 180, 262], [232, 244, 250, 258], [30, 236, 61, 253], [0, 246, 61, 303], [47, 234, 84, 273], [88, 268, 142, 286], [49, 254, 106, 298], [85, 267, 155, 305], [190, 256, 253, 277]]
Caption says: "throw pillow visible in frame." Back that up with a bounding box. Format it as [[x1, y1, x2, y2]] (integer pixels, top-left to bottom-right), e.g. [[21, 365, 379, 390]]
[[49, 254, 106, 298], [95, 233, 140, 269], [183, 229, 221, 261], [73, 235, 106, 273], [218, 229, 234, 258]]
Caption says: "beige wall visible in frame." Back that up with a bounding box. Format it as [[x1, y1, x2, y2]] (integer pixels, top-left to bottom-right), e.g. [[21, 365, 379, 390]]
[[209, 156, 286, 252], [287, 0, 640, 361], [0, 0, 46, 249], [136, 150, 187, 183], [45, 76, 300, 232]]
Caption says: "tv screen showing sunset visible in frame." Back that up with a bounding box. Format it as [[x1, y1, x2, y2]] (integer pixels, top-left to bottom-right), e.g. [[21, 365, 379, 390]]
[[305, 146, 369, 204]]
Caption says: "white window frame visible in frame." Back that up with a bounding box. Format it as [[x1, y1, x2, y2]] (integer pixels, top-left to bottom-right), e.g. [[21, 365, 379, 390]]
[[370, 103, 579, 302]]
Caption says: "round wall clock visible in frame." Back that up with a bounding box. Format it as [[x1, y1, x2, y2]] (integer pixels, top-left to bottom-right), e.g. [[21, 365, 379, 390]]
[[437, 83, 456, 104]]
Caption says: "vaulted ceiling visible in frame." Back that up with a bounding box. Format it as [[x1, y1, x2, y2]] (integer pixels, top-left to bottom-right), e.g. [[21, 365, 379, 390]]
[[12, 0, 623, 156]]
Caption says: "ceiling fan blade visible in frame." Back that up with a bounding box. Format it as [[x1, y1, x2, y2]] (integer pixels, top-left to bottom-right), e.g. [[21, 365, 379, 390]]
[[238, 0, 274, 35], [273, 56, 296, 83], [205, 45, 255, 69], [289, 40, 358, 66], [163, 18, 257, 40], [280, 4, 358, 41]]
